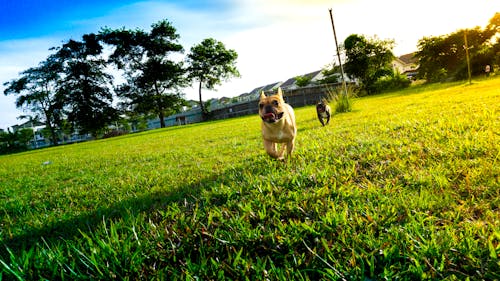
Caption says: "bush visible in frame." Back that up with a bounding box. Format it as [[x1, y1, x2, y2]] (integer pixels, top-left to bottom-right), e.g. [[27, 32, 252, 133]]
[[102, 130, 128, 139], [326, 84, 358, 113], [0, 129, 33, 155], [372, 72, 411, 93], [424, 68, 448, 83]]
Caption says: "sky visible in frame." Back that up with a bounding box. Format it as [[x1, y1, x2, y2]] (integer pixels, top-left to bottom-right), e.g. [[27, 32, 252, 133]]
[[0, 0, 497, 130]]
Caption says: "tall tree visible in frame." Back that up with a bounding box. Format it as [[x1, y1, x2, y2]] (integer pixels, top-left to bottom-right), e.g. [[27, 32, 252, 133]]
[[54, 33, 118, 137], [414, 35, 448, 82], [100, 19, 187, 128], [3, 55, 63, 145], [416, 13, 500, 81], [343, 34, 394, 94], [185, 38, 239, 120], [416, 28, 491, 81]]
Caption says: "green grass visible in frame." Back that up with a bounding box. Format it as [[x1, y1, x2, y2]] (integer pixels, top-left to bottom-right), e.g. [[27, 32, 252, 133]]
[[0, 78, 499, 280]]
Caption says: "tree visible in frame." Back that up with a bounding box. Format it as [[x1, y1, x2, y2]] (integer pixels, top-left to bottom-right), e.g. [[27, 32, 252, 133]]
[[344, 34, 369, 82], [100, 19, 187, 128], [415, 13, 500, 81], [0, 128, 34, 154], [54, 33, 119, 137], [416, 28, 491, 81], [186, 38, 239, 120], [487, 13, 500, 67], [318, 63, 340, 84], [3, 55, 63, 145], [343, 34, 394, 94], [295, 75, 312, 87], [414, 36, 447, 82]]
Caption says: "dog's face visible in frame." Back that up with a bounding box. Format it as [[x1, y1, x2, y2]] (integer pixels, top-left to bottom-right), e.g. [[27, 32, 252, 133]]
[[316, 102, 327, 113], [259, 90, 286, 123]]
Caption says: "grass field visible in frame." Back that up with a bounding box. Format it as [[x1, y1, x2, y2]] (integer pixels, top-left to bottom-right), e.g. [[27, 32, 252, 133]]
[[0, 78, 499, 280]]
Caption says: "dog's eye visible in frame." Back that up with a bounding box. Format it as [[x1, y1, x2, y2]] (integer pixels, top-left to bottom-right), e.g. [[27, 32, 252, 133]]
[[272, 100, 279, 106], [259, 103, 264, 109]]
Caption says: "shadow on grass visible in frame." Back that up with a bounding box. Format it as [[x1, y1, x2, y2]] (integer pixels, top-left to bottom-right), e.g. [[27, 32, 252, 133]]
[[0, 154, 279, 259]]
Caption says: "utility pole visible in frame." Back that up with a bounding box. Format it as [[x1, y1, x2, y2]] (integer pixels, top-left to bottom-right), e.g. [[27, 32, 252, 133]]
[[463, 30, 472, 85], [329, 8, 347, 96]]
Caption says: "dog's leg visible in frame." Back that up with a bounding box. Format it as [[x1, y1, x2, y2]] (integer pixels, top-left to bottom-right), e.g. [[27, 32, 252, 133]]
[[286, 140, 295, 159], [277, 143, 287, 160], [263, 140, 281, 159], [317, 113, 325, 126]]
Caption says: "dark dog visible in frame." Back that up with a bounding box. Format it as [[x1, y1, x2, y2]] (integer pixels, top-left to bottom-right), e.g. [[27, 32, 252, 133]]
[[259, 87, 297, 160], [316, 101, 331, 126]]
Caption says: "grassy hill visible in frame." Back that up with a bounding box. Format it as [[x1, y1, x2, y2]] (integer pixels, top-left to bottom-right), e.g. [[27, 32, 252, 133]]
[[0, 78, 499, 280]]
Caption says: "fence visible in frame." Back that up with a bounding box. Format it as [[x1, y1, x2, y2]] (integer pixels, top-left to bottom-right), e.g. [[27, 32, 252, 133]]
[[209, 83, 343, 120]]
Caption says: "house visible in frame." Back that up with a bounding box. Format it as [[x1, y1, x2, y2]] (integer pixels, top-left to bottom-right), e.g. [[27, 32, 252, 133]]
[[235, 92, 253, 103], [392, 53, 418, 79], [9, 120, 47, 148], [11, 120, 44, 132], [280, 70, 325, 90], [219, 97, 232, 105], [243, 81, 283, 101], [260, 81, 283, 93]]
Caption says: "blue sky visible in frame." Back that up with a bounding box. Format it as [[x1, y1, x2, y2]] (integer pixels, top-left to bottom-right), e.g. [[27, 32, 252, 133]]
[[0, 0, 497, 129], [1, 0, 135, 39]]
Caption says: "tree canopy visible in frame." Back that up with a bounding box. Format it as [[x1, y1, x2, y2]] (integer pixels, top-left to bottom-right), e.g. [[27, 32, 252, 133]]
[[100, 20, 187, 128], [415, 13, 500, 82], [185, 38, 239, 119], [53, 34, 119, 137], [3, 55, 63, 145], [343, 34, 395, 94], [319, 63, 340, 84]]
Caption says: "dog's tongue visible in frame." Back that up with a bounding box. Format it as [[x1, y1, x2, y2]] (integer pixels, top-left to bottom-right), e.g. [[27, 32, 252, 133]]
[[264, 113, 275, 120]]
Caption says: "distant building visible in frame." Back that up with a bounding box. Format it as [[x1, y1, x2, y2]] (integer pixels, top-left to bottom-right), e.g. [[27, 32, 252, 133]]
[[235, 92, 254, 103], [280, 70, 323, 90], [245, 81, 283, 99], [148, 108, 203, 129], [11, 120, 44, 132], [392, 53, 418, 79]]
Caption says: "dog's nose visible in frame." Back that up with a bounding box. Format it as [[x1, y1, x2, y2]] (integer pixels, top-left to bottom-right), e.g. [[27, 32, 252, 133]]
[[264, 105, 274, 113]]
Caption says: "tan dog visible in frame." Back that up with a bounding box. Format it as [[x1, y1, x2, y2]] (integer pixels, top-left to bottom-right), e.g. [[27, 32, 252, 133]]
[[259, 87, 297, 160]]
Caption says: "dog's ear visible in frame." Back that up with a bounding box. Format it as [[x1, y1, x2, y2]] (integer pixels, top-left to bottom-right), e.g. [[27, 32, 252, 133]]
[[277, 87, 283, 99], [260, 91, 266, 99]]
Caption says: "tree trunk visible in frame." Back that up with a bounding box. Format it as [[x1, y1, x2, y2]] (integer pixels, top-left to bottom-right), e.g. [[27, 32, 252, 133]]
[[159, 111, 166, 128], [154, 82, 166, 128], [44, 110, 58, 146], [48, 123, 58, 146], [198, 81, 206, 121]]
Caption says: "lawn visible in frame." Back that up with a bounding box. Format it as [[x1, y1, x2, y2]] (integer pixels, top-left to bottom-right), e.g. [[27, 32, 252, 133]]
[[0, 78, 499, 280]]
